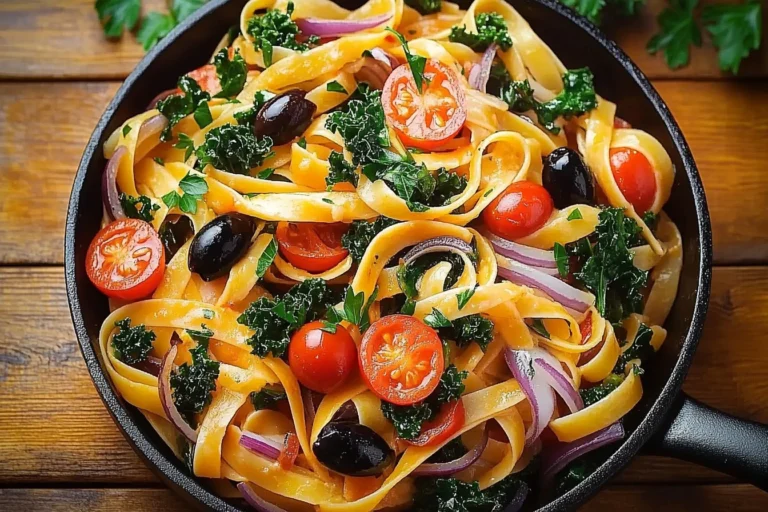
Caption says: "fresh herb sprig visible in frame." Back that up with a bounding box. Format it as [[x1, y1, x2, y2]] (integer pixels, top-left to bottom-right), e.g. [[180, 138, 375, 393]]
[[162, 171, 209, 214]]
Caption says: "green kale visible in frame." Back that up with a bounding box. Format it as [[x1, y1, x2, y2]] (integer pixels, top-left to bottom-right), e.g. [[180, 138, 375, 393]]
[[533, 68, 597, 134], [250, 385, 287, 410], [112, 318, 155, 365], [554, 445, 614, 495], [579, 373, 624, 407], [499, 78, 537, 113], [448, 12, 513, 52], [381, 365, 467, 440], [614, 323, 654, 373], [325, 151, 358, 189], [413, 474, 526, 512], [213, 48, 247, 98], [432, 168, 469, 206], [170, 340, 220, 422], [119, 193, 160, 222], [157, 76, 211, 141], [341, 217, 400, 262], [246, 1, 318, 67], [234, 91, 276, 126], [427, 438, 467, 463], [237, 279, 336, 357], [571, 208, 648, 324], [405, 0, 442, 15], [196, 124, 274, 174], [397, 253, 466, 299], [439, 314, 495, 352]]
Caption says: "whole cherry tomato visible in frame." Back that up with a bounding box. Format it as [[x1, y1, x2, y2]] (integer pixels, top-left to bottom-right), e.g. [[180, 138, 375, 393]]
[[482, 181, 554, 240], [609, 147, 656, 214], [288, 321, 358, 394]]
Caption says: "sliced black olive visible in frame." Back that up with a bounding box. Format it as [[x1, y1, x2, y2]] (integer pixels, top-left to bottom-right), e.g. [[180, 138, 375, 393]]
[[159, 215, 194, 263], [188, 213, 256, 281], [254, 89, 317, 146], [542, 147, 596, 209], [313, 422, 394, 477]]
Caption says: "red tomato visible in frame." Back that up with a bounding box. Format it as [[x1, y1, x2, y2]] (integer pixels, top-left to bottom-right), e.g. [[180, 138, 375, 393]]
[[609, 147, 656, 213], [359, 315, 444, 406], [275, 222, 350, 273], [409, 400, 465, 446], [277, 432, 300, 470], [580, 314, 593, 343], [613, 117, 632, 129], [381, 60, 467, 151], [288, 321, 358, 394], [86, 219, 166, 300], [185, 64, 222, 96], [482, 181, 554, 240]]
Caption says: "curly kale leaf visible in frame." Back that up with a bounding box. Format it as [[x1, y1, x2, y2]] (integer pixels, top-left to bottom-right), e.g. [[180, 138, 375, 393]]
[[325, 85, 390, 168], [447, 315, 495, 351], [157, 76, 211, 141], [112, 318, 156, 365], [341, 216, 400, 262], [246, 1, 318, 67], [250, 385, 287, 410], [397, 253, 467, 299], [325, 151, 358, 189], [533, 68, 597, 134], [614, 323, 655, 373], [571, 207, 648, 323], [381, 365, 467, 440], [448, 12, 513, 52], [237, 279, 336, 357], [413, 475, 526, 512], [170, 340, 220, 422], [196, 124, 274, 174], [405, 0, 442, 14], [213, 48, 247, 98], [427, 438, 467, 463], [119, 193, 159, 222], [579, 373, 624, 407]]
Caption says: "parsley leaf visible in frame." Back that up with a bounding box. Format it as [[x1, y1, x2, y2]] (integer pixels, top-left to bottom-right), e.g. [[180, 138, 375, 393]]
[[255, 238, 278, 278], [327, 286, 378, 331], [111, 318, 155, 365], [196, 124, 274, 174], [174, 133, 196, 161], [246, 1, 316, 67], [560, 0, 607, 23], [580, 373, 625, 407], [326, 151, 358, 189], [136, 11, 175, 51], [530, 318, 551, 339], [554, 242, 569, 278], [702, 0, 762, 74], [120, 194, 160, 222], [163, 171, 208, 214], [213, 48, 247, 98], [456, 288, 475, 310], [424, 308, 453, 328], [647, 0, 702, 69], [405, 0, 442, 15], [341, 217, 399, 262], [95, 0, 140, 38], [448, 12, 513, 52], [157, 76, 211, 141], [326, 80, 347, 94], [122, 125, 132, 136], [250, 385, 287, 410], [193, 101, 213, 128], [387, 28, 428, 92], [567, 208, 583, 221]]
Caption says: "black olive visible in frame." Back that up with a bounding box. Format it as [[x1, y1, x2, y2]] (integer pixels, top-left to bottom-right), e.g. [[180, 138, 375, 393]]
[[542, 147, 596, 209], [188, 213, 256, 281], [159, 215, 194, 263], [313, 422, 394, 477], [254, 89, 317, 146]]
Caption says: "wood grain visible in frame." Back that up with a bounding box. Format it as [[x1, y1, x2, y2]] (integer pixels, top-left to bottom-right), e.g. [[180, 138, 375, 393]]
[[0, 265, 765, 485], [1, 81, 767, 265], [1, 484, 767, 510], [0, 0, 765, 80]]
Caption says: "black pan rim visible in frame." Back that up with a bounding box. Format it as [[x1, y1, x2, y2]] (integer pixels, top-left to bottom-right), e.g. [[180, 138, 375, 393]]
[[64, 0, 713, 510]]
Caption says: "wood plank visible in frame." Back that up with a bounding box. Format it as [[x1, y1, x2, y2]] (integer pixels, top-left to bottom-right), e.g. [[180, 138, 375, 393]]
[[0, 0, 765, 80], [0, 266, 766, 484], [1, 484, 766, 510], [1, 81, 767, 265]]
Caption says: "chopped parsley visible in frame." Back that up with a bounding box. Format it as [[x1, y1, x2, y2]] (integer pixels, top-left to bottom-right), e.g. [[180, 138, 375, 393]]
[[95, 0, 140, 38], [162, 171, 208, 214], [193, 101, 213, 128], [174, 133, 196, 161], [213, 48, 247, 98], [170, 339, 220, 423], [122, 125, 132, 136], [196, 123, 274, 174], [119, 194, 159, 222], [326, 286, 378, 332], [613, 323, 655, 373], [448, 12, 513, 52], [456, 288, 475, 310], [326, 80, 347, 94], [554, 242, 569, 278], [156, 76, 211, 141], [255, 238, 278, 278], [387, 28, 428, 92], [246, 1, 319, 67], [567, 208, 584, 221], [341, 216, 400, 262], [111, 318, 155, 365], [250, 385, 287, 410], [530, 318, 551, 339], [237, 279, 336, 357]]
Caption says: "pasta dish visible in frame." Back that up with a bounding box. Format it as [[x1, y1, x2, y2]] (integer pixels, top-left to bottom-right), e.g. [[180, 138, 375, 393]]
[[85, 0, 683, 509]]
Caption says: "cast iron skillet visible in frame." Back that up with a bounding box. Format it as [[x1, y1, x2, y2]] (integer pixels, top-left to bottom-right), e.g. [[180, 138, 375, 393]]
[[65, 0, 768, 509]]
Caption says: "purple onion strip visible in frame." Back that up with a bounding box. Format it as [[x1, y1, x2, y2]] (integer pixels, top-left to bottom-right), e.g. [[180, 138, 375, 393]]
[[539, 422, 625, 483], [469, 43, 497, 93], [295, 14, 392, 38], [497, 258, 593, 313], [483, 230, 556, 268], [412, 428, 489, 477], [239, 431, 283, 460], [102, 146, 127, 221], [402, 236, 473, 265], [505, 349, 556, 445], [532, 349, 584, 413]]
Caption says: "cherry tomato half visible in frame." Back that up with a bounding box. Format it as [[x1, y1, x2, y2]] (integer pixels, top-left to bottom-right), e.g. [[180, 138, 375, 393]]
[[382, 60, 467, 151], [185, 64, 222, 96], [482, 181, 554, 240], [276, 222, 349, 273], [409, 400, 465, 446], [609, 147, 656, 214], [288, 321, 358, 394], [86, 218, 166, 300], [277, 432, 300, 470], [359, 315, 444, 406]]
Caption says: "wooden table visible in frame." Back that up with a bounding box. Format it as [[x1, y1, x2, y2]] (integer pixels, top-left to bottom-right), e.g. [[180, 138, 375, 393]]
[[1, 0, 767, 510]]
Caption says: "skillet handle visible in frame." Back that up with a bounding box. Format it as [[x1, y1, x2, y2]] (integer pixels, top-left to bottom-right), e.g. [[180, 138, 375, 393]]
[[648, 392, 768, 490]]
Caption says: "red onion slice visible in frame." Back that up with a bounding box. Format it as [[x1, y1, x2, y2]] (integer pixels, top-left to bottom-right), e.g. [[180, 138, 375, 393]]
[[137, 114, 169, 149], [502, 480, 529, 512], [102, 146, 127, 221], [412, 427, 488, 476], [159, 344, 199, 442], [134, 355, 162, 377], [469, 43, 497, 93], [532, 348, 584, 413], [497, 258, 594, 313], [482, 230, 556, 268], [539, 422, 625, 483], [295, 14, 392, 37], [402, 236, 473, 265], [505, 349, 556, 446], [240, 431, 284, 460], [238, 482, 289, 512], [147, 88, 179, 110]]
